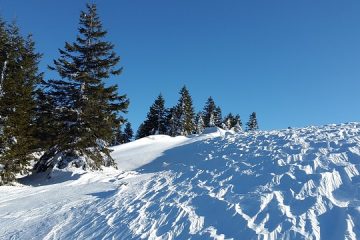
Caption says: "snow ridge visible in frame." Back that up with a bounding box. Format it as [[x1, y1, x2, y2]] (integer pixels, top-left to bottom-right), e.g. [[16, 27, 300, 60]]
[[1, 123, 360, 239]]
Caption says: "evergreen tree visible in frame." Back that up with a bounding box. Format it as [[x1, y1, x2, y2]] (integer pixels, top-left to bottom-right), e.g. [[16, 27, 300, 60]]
[[223, 113, 234, 129], [233, 120, 243, 132], [246, 112, 259, 131], [35, 4, 129, 172], [223, 113, 242, 130], [123, 122, 133, 143], [195, 112, 205, 134], [0, 21, 42, 184], [135, 123, 145, 140], [0, 18, 9, 156], [137, 94, 167, 138], [174, 86, 195, 136], [111, 125, 123, 146], [202, 96, 222, 128], [234, 114, 242, 128], [166, 107, 180, 137], [202, 96, 216, 127], [214, 106, 222, 127], [209, 113, 216, 127], [33, 87, 59, 150]]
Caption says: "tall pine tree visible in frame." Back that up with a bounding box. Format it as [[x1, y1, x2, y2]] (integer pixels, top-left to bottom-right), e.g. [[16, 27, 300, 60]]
[[35, 4, 129, 172], [0, 21, 42, 184], [174, 86, 195, 136]]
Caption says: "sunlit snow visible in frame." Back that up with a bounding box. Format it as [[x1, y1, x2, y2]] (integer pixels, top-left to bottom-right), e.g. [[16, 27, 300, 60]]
[[1, 123, 360, 239]]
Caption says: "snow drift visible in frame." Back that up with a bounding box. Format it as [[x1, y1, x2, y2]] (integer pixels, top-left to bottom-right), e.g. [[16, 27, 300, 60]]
[[1, 123, 360, 239]]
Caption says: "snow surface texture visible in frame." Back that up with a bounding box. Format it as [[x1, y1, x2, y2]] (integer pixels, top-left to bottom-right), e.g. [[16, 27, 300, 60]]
[[1, 123, 360, 239]]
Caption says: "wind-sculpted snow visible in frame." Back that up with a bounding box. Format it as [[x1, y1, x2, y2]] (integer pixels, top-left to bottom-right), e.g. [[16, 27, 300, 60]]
[[1, 123, 360, 239]]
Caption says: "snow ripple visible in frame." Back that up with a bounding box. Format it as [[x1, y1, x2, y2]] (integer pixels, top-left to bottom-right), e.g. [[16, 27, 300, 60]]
[[1, 123, 360, 239]]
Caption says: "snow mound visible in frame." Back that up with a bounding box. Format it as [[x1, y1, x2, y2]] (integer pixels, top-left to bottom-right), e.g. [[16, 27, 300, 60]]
[[1, 123, 360, 239]]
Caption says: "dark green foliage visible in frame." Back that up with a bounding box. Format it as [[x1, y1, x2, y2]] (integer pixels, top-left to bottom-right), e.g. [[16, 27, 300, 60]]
[[202, 96, 222, 128], [123, 122, 133, 143], [166, 106, 179, 137], [112, 122, 133, 145], [246, 112, 259, 131], [136, 94, 167, 139], [0, 21, 42, 184], [214, 106, 222, 127], [111, 125, 123, 146], [174, 86, 195, 136], [34, 87, 58, 150], [135, 123, 145, 140], [156, 86, 196, 137], [223, 113, 242, 130], [195, 112, 205, 134], [36, 4, 129, 171]]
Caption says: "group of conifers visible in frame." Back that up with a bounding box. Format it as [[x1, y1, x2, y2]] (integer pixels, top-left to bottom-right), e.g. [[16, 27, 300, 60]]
[[0, 3, 258, 186], [136, 89, 259, 139]]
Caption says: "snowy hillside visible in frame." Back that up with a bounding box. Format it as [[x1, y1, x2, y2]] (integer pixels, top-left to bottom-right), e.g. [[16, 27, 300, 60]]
[[1, 123, 360, 239]]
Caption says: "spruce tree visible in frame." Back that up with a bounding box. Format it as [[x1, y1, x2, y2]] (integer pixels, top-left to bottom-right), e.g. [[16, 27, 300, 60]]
[[223, 113, 234, 129], [195, 112, 205, 134], [202, 96, 216, 127], [33, 88, 53, 150], [166, 107, 180, 137], [111, 125, 123, 146], [0, 18, 9, 156], [35, 4, 129, 172], [202, 96, 222, 128], [135, 123, 145, 140], [223, 113, 242, 130], [137, 94, 167, 138], [123, 122, 133, 143], [234, 114, 242, 128], [174, 86, 195, 136], [246, 112, 259, 131], [233, 120, 243, 132], [0, 22, 42, 184], [214, 106, 222, 127]]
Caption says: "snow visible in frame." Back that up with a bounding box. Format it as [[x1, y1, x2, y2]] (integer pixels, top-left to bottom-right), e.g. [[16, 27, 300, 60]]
[[110, 134, 189, 171], [1, 123, 360, 239], [0, 60, 7, 96]]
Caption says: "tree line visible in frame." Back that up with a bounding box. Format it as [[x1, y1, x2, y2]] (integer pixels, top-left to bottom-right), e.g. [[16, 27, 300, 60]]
[[0, 4, 129, 184], [136, 86, 259, 138], [0, 3, 259, 185]]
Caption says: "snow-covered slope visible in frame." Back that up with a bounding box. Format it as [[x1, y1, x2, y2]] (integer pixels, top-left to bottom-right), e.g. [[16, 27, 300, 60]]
[[1, 123, 360, 239]]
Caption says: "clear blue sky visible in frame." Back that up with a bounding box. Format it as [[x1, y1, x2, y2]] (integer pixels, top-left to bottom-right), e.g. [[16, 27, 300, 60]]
[[1, 0, 360, 131]]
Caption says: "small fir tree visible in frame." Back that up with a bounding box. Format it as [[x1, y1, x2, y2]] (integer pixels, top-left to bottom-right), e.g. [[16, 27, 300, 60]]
[[137, 94, 167, 138], [233, 120, 243, 132], [166, 107, 181, 137], [195, 112, 205, 134], [223, 113, 242, 130], [209, 113, 216, 127], [214, 106, 222, 127], [246, 112, 259, 131], [111, 126, 123, 146], [123, 122, 133, 143], [202, 96, 216, 127]]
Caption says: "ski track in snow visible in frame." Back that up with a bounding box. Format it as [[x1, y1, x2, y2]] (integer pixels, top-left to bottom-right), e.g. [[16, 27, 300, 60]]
[[1, 123, 360, 239]]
